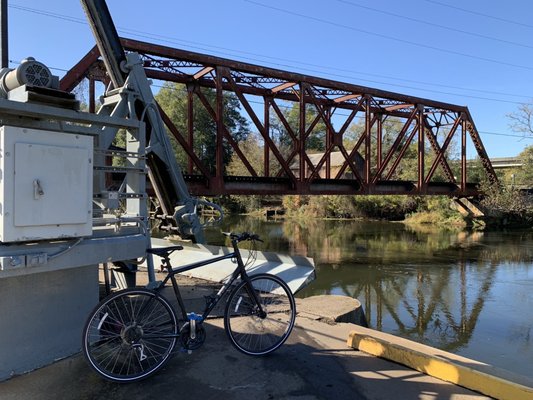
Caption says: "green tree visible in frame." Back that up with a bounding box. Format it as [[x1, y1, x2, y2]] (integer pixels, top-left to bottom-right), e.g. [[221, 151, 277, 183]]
[[155, 83, 251, 174], [226, 132, 264, 176], [514, 145, 533, 186], [269, 103, 326, 155]]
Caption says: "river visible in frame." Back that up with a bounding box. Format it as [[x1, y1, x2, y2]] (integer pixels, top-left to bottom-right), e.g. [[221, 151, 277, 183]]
[[203, 216, 533, 377]]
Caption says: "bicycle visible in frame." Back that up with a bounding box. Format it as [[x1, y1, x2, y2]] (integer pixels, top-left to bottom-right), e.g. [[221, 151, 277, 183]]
[[82, 232, 296, 382]]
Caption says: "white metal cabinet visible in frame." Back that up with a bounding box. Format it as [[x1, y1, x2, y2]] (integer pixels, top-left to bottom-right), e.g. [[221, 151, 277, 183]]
[[0, 126, 93, 242]]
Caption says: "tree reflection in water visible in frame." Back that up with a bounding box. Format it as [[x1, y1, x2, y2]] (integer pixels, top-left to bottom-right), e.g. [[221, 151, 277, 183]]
[[205, 217, 533, 375]]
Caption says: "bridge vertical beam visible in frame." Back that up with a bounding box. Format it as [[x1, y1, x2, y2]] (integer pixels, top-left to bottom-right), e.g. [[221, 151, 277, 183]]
[[215, 67, 224, 190], [461, 115, 467, 192], [376, 113, 383, 170], [299, 83, 306, 181], [89, 77, 96, 114], [418, 105, 425, 192], [187, 85, 194, 174], [264, 96, 270, 177], [326, 107, 332, 179], [365, 95, 371, 184]]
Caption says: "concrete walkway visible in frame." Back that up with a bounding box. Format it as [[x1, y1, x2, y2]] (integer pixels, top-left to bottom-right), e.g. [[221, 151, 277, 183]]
[[0, 272, 496, 400], [0, 317, 492, 400]]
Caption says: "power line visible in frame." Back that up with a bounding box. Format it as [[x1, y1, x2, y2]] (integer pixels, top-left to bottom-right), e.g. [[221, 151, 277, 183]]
[[336, 0, 533, 50], [478, 130, 533, 139], [9, 2, 533, 104], [9, 4, 87, 25], [5, 5, 529, 152], [422, 0, 533, 30], [244, 0, 533, 71]]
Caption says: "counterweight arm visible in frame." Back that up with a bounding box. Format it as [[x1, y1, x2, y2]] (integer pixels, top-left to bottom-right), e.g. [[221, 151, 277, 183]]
[[80, 0, 221, 242]]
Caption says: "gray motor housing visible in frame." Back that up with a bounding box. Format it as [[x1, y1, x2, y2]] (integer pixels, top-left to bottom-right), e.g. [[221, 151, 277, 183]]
[[0, 57, 58, 97]]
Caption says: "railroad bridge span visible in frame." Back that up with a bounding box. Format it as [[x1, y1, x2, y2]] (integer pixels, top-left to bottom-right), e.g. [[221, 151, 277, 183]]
[[61, 38, 498, 197]]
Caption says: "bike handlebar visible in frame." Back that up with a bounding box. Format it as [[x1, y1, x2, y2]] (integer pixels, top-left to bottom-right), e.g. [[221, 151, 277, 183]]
[[222, 232, 263, 243]]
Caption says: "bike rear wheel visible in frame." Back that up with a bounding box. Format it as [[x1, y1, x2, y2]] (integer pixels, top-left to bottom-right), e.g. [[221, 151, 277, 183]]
[[82, 288, 178, 382], [224, 273, 296, 355]]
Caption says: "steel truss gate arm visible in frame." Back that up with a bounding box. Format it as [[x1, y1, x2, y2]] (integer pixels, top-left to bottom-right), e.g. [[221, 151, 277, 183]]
[[79, 0, 219, 242]]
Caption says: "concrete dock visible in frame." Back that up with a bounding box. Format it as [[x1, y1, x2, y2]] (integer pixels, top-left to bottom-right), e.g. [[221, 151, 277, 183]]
[[1, 270, 532, 400]]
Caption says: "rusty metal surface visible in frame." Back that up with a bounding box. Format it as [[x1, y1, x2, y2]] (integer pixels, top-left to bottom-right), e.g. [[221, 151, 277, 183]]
[[60, 38, 498, 196]]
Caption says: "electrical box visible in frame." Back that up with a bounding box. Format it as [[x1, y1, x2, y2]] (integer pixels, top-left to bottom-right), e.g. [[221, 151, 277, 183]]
[[0, 126, 93, 242]]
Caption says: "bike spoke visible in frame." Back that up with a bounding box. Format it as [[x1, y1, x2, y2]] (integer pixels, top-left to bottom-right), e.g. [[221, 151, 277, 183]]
[[83, 289, 178, 382], [225, 274, 295, 356]]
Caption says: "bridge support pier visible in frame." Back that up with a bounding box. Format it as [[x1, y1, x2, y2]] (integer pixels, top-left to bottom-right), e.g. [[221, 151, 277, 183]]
[[453, 197, 485, 218]]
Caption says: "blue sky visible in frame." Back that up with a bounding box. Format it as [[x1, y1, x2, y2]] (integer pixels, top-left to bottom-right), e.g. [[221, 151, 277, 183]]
[[5, 0, 533, 158]]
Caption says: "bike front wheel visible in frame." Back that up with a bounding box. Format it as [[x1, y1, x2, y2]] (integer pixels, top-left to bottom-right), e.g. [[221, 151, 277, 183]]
[[224, 273, 296, 355], [82, 288, 178, 382]]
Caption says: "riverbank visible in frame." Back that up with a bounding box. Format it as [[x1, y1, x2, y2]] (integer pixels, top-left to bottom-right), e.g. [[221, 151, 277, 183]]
[[224, 191, 533, 230]]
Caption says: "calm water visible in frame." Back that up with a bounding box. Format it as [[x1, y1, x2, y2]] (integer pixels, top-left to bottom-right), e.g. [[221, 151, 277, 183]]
[[204, 216, 533, 377]]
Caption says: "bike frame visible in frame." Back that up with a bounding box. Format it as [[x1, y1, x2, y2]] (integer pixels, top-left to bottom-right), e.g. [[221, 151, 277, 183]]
[[151, 237, 264, 325]]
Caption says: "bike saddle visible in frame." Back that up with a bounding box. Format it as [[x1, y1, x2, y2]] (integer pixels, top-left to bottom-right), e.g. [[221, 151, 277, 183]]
[[146, 245, 184, 257]]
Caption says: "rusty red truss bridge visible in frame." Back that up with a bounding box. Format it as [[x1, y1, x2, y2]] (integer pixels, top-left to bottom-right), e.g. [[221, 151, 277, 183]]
[[61, 38, 497, 197]]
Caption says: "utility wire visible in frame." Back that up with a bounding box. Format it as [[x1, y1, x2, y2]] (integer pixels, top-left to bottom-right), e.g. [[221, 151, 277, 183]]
[[422, 0, 533, 30], [8, 3, 533, 102], [244, 0, 533, 71], [336, 0, 533, 50], [9, 2, 533, 140]]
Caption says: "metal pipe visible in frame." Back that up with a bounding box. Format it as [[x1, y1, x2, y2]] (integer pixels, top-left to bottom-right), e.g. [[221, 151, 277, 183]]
[[0, 0, 7, 69]]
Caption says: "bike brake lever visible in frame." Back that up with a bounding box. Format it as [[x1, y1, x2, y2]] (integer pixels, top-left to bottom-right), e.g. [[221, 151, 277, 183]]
[[250, 234, 263, 243]]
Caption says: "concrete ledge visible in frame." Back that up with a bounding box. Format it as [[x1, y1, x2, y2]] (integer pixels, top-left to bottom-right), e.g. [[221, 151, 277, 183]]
[[297, 295, 366, 325], [347, 325, 533, 400]]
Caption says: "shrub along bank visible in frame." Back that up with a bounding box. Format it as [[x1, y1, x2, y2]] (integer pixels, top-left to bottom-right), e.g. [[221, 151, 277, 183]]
[[215, 187, 533, 229]]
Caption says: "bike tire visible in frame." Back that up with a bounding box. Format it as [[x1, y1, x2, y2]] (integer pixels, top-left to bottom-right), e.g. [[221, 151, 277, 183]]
[[82, 288, 178, 382], [224, 273, 296, 355]]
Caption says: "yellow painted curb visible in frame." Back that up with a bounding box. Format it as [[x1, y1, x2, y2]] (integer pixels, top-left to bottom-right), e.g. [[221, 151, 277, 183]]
[[347, 327, 533, 400]]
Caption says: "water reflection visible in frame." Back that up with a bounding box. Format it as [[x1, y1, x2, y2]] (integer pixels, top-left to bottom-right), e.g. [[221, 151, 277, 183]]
[[204, 217, 533, 375]]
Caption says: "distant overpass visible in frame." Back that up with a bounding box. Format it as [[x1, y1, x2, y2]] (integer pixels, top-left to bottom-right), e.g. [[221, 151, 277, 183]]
[[487, 157, 522, 169], [467, 157, 522, 170]]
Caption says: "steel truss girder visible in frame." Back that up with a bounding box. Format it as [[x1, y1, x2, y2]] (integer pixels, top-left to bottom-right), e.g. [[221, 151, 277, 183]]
[[60, 38, 498, 196]]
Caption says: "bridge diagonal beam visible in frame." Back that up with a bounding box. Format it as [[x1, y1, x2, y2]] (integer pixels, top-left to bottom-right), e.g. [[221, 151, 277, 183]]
[[286, 111, 323, 174], [331, 98, 367, 179], [424, 115, 462, 184], [194, 83, 259, 178], [307, 105, 364, 183], [372, 108, 419, 183], [157, 104, 212, 179], [386, 121, 420, 181], [223, 70, 297, 182], [464, 109, 498, 185], [270, 96, 321, 179], [422, 120, 457, 183]]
